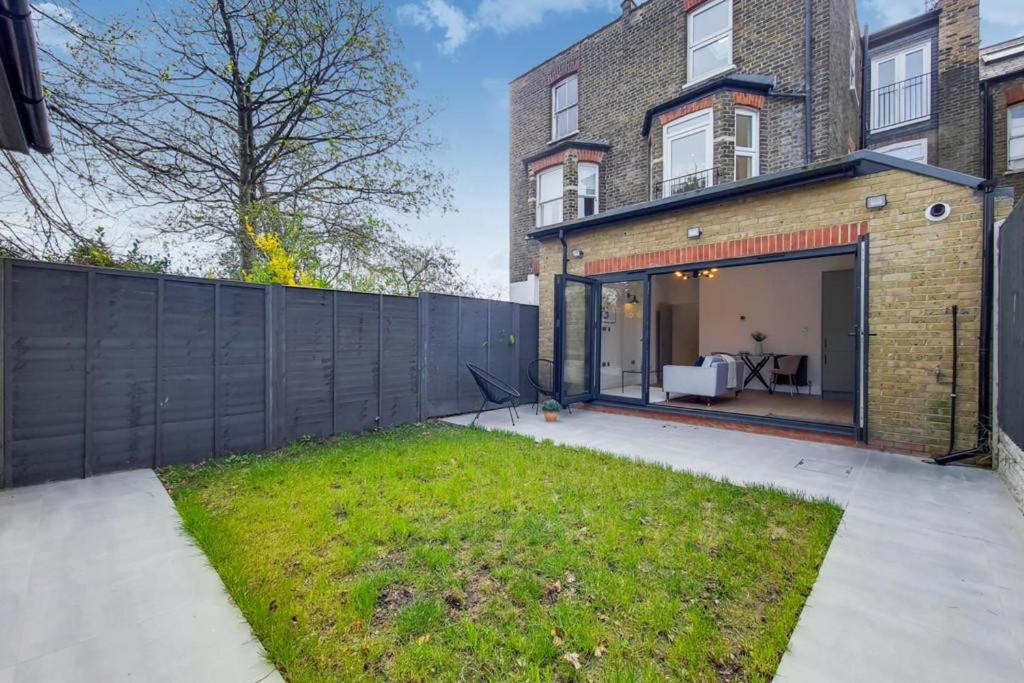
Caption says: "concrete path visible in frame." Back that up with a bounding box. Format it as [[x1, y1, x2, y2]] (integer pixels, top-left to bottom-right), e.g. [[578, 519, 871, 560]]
[[447, 408, 1024, 682], [0, 470, 281, 683]]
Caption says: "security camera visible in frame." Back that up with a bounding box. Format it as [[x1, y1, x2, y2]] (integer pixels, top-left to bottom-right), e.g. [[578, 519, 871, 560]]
[[925, 202, 951, 222]]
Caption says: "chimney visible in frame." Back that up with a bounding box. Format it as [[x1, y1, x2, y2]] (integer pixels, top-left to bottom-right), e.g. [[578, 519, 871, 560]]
[[621, 0, 637, 19], [935, 0, 981, 175]]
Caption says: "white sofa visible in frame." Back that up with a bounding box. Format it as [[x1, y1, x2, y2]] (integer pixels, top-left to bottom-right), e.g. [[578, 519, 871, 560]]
[[663, 360, 745, 401]]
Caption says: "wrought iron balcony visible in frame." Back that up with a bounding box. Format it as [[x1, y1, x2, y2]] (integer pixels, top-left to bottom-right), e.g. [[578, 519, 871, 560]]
[[869, 72, 932, 132], [657, 168, 716, 198]]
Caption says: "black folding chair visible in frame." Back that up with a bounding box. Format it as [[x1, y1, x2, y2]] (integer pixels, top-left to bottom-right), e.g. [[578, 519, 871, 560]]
[[526, 358, 572, 415], [466, 363, 521, 426]]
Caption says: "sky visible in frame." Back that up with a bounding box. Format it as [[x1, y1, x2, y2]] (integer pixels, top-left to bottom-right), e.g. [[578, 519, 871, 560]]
[[30, 1, 1023, 297]]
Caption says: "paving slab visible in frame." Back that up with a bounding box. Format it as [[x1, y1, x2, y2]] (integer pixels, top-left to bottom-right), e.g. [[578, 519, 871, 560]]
[[0, 470, 281, 683], [446, 408, 1024, 683]]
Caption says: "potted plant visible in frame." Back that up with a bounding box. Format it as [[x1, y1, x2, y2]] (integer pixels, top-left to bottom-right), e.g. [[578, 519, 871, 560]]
[[751, 331, 767, 355], [541, 399, 562, 422]]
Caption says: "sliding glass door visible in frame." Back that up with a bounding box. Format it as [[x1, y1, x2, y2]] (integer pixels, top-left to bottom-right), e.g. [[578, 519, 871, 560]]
[[597, 279, 649, 401]]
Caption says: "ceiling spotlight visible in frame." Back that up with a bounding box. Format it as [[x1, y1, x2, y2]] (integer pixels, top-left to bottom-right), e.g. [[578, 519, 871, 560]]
[[674, 271, 683, 278]]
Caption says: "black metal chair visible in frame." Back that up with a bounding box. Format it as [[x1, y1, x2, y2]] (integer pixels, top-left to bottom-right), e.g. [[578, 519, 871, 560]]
[[466, 363, 521, 426], [527, 358, 572, 415]]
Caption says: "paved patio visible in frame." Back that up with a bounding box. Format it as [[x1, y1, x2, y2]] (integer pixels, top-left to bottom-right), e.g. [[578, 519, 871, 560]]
[[0, 470, 280, 683], [447, 408, 1024, 682]]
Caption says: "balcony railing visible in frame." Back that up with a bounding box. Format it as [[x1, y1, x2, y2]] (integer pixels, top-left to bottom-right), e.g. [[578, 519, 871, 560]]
[[657, 168, 716, 198], [870, 72, 932, 132]]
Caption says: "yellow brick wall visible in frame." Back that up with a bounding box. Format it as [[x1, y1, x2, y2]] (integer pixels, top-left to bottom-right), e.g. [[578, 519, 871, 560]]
[[537, 170, 985, 453]]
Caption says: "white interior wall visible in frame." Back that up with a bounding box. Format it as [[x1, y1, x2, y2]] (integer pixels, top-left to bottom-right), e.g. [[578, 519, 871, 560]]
[[697, 254, 855, 395], [600, 281, 645, 389]]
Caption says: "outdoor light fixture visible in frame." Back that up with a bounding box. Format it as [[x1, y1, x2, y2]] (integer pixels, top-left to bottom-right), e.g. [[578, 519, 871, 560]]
[[674, 271, 684, 278], [866, 194, 888, 210], [687, 226, 702, 239], [571, 248, 584, 259]]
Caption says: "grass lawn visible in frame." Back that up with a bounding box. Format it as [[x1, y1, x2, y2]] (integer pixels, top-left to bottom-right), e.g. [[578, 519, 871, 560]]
[[161, 423, 841, 682]]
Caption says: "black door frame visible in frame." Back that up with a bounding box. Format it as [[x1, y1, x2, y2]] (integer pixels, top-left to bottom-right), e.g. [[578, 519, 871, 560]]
[[554, 273, 600, 405], [557, 243, 868, 440]]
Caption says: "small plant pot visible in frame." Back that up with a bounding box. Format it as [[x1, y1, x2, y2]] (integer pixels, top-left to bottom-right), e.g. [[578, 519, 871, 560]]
[[543, 411, 559, 423]]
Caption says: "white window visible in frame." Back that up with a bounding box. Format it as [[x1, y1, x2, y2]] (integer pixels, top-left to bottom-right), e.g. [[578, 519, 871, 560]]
[[870, 42, 931, 131], [1009, 103, 1024, 171], [536, 166, 564, 227], [876, 138, 928, 165], [687, 0, 733, 84], [734, 107, 759, 180], [551, 75, 578, 141], [578, 163, 599, 218], [662, 109, 714, 197]]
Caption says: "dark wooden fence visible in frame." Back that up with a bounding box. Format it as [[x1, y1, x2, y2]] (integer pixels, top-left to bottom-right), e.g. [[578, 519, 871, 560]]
[[0, 260, 538, 488], [998, 201, 1023, 447]]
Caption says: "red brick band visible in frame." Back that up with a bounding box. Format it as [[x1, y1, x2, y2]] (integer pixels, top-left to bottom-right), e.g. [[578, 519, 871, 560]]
[[684, 0, 709, 11], [583, 222, 869, 275], [529, 148, 606, 174], [659, 96, 715, 127], [549, 60, 580, 86], [1006, 85, 1024, 107], [734, 92, 765, 110]]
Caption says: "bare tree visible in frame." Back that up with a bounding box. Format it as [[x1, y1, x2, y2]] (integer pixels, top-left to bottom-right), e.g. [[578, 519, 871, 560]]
[[34, 0, 451, 272]]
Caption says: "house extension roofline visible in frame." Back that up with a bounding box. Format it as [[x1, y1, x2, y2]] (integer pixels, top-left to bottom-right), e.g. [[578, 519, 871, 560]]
[[868, 9, 940, 46], [0, 0, 53, 154], [527, 151, 987, 241]]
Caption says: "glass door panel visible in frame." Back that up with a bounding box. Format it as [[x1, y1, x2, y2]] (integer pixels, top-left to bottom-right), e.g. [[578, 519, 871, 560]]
[[556, 275, 597, 404], [598, 280, 648, 400]]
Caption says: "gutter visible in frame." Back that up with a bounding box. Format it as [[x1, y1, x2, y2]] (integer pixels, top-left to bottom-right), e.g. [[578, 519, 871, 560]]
[[0, 0, 53, 154]]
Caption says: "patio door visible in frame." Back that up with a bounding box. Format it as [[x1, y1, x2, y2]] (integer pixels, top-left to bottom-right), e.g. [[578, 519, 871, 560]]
[[554, 274, 599, 405], [854, 236, 872, 442]]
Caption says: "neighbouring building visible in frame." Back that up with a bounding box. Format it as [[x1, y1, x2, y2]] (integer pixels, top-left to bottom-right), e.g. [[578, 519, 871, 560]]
[[509, 0, 1005, 455], [981, 35, 1024, 201]]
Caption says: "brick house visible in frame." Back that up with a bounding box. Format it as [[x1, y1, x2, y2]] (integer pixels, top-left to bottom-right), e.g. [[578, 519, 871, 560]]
[[980, 36, 1024, 201], [507, 0, 1004, 455]]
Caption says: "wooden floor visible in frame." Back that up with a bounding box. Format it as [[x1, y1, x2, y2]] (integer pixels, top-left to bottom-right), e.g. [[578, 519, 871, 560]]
[[653, 389, 854, 425]]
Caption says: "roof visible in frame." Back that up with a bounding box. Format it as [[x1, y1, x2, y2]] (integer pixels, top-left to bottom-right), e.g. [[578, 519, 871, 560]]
[[0, 0, 53, 154], [980, 34, 1024, 82], [868, 9, 940, 47], [528, 151, 987, 241]]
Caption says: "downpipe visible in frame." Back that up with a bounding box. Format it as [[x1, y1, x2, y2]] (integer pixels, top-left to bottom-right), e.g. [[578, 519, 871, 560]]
[[928, 183, 995, 466]]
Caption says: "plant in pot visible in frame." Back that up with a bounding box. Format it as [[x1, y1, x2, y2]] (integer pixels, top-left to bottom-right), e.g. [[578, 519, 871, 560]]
[[541, 399, 562, 422], [751, 331, 767, 356]]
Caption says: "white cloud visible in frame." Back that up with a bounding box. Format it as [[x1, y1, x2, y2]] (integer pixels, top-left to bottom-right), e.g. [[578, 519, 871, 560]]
[[398, 0, 619, 54], [398, 0, 476, 55]]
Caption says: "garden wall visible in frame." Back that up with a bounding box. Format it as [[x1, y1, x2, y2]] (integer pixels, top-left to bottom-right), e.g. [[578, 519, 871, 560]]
[[0, 260, 538, 487]]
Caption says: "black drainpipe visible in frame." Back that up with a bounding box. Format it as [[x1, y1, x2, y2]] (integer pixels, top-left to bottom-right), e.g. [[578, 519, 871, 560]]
[[559, 229, 569, 275], [803, 0, 813, 163], [930, 83, 994, 465], [859, 25, 870, 150]]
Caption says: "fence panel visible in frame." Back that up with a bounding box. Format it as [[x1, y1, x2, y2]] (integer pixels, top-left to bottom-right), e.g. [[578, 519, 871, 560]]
[[159, 280, 215, 466], [0, 259, 539, 487], [334, 292, 380, 433], [999, 203, 1024, 446]]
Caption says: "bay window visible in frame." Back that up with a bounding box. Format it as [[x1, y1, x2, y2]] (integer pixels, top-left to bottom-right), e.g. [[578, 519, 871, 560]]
[[662, 110, 714, 197], [578, 163, 599, 218], [1010, 103, 1024, 171], [536, 166, 564, 227], [734, 107, 759, 180], [688, 0, 733, 83]]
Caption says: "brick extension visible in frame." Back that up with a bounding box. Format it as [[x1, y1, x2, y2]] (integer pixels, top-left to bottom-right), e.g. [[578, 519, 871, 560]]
[[584, 221, 868, 275]]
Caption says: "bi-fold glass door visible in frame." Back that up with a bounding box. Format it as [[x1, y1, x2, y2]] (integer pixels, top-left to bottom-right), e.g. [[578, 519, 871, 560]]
[[555, 274, 651, 406]]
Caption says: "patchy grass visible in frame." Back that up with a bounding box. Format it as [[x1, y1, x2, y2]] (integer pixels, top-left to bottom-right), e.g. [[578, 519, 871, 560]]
[[161, 423, 841, 682]]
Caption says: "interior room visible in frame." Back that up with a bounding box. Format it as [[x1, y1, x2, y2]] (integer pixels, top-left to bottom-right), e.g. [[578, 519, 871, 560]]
[[647, 254, 856, 425]]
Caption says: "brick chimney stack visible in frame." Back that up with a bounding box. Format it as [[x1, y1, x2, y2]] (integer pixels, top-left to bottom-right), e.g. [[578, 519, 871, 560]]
[[935, 0, 982, 176], [621, 0, 637, 19]]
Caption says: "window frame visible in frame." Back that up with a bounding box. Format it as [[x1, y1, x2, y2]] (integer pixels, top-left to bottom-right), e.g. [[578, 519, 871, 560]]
[[687, 0, 734, 85], [733, 106, 760, 181], [662, 108, 715, 197], [876, 138, 929, 165], [1009, 103, 1024, 172], [869, 41, 932, 132], [551, 75, 579, 142], [536, 165, 565, 228], [850, 26, 859, 93], [577, 162, 599, 218]]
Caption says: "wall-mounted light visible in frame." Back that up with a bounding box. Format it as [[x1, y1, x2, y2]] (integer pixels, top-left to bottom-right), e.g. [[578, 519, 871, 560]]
[[866, 194, 887, 210], [570, 248, 584, 259], [687, 226, 702, 239]]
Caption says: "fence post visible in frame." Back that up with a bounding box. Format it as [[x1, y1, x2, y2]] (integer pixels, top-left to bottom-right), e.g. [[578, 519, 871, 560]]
[[1, 260, 8, 488], [83, 270, 95, 478], [213, 282, 222, 456], [332, 290, 338, 435], [154, 278, 164, 468], [418, 293, 428, 421], [377, 293, 383, 428]]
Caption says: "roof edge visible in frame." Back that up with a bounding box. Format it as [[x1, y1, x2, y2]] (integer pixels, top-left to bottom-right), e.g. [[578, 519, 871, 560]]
[[528, 152, 987, 241], [641, 73, 775, 136]]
